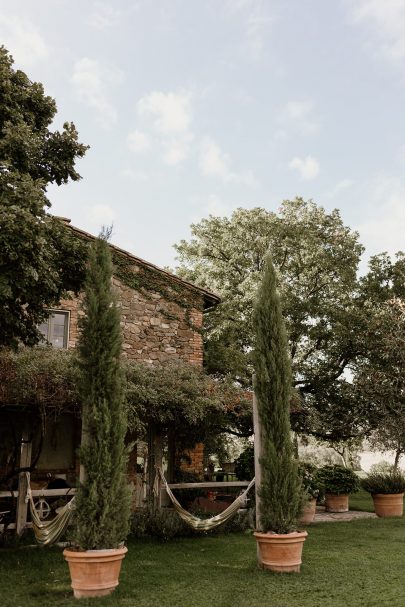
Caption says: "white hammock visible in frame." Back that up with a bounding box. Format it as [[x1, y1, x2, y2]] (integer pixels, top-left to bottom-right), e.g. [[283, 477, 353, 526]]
[[157, 468, 255, 531], [26, 473, 76, 545]]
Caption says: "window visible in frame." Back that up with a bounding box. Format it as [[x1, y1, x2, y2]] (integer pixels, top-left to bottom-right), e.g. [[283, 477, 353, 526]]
[[38, 311, 70, 348]]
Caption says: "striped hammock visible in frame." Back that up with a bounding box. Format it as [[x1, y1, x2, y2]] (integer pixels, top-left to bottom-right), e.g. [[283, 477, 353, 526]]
[[156, 468, 255, 531]]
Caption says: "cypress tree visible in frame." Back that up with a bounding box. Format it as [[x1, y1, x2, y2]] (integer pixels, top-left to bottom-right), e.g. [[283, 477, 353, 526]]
[[73, 236, 131, 550], [253, 255, 303, 534]]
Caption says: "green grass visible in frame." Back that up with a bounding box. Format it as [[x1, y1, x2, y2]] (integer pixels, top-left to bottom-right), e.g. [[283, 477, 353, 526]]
[[349, 489, 374, 512], [2, 517, 405, 607]]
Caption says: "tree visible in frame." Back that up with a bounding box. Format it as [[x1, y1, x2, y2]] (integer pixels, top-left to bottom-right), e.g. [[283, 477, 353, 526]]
[[0, 46, 88, 348], [73, 236, 131, 550], [354, 298, 405, 469], [174, 199, 364, 439], [254, 255, 302, 533]]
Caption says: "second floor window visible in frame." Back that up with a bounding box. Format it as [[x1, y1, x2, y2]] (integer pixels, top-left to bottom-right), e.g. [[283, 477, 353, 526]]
[[38, 311, 69, 348]]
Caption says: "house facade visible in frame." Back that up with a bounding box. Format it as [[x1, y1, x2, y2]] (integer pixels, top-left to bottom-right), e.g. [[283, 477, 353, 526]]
[[0, 221, 220, 524]]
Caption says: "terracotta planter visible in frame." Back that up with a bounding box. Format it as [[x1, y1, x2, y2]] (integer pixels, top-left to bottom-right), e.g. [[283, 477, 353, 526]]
[[63, 546, 127, 599], [299, 498, 317, 524], [372, 493, 404, 517], [254, 530, 308, 573], [325, 493, 349, 513]]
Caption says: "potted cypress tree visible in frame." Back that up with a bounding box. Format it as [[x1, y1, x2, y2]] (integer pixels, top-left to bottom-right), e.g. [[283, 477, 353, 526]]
[[253, 256, 306, 573], [63, 236, 131, 599]]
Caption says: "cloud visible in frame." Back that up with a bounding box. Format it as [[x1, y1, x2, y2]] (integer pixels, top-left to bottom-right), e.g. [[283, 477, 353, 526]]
[[281, 100, 319, 134], [0, 13, 48, 67], [85, 203, 115, 227], [289, 156, 320, 180], [348, 0, 405, 64], [328, 178, 354, 197], [224, 0, 274, 60], [199, 136, 258, 185], [163, 134, 193, 166], [358, 176, 405, 257], [122, 168, 150, 182], [88, 2, 123, 30], [127, 130, 151, 153], [137, 90, 193, 135], [71, 57, 123, 128]]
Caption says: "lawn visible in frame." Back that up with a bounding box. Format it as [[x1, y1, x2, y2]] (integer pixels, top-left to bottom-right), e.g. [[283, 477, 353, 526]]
[[349, 489, 374, 512], [2, 516, 405, 607]]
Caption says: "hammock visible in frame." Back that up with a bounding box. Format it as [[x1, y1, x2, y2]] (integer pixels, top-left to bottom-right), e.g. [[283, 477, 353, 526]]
[[26, 473, 76, 545], [157, 468, 255, 531]]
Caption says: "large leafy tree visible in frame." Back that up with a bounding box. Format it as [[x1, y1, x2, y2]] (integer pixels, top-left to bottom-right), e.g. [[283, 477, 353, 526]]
[[174, 199, 365, 439], [0, 47, 88, 348]]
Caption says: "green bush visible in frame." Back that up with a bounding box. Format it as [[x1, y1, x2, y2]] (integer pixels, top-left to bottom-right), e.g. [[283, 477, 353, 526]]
[[130, 507, 254, 541], [298, 462, 322, 499], [361, 469, 405, 495], [234, 445, 254, 481], [317, 465, 360, 496]]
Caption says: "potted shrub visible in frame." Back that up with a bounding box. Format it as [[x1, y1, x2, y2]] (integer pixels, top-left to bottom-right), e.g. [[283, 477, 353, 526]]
[[317, 464, 359, 513], [361, 468, 405, 517], [253, 256, 306, 573], [63, 236, 131, 599], [298, 463, 322, 524]]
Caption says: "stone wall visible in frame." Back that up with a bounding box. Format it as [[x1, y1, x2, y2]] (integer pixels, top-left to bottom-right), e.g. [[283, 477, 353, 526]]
[[59, 275, 204, 367]]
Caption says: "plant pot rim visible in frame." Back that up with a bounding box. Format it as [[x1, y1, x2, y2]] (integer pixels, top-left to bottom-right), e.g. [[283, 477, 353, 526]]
[[64, 546, 127, 557], [371, 492, 405, 497], [254, 530, 308, 539]]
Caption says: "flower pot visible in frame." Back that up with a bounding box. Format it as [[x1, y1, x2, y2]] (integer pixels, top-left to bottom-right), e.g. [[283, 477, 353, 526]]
[[254, 531, 308, 573], [325, 493, 349, 513], [63, 547, 127, 599], [299, 498, 317, 524], [372, 493, 404, 517]]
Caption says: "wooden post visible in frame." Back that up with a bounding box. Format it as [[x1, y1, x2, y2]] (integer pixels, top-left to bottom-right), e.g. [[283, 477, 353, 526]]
[[253, 378, 264, 566], [147, 423, 156, 505], [16, 431, 32, 536], [167, 428, 175, 484], [154, 433, 163, 509]]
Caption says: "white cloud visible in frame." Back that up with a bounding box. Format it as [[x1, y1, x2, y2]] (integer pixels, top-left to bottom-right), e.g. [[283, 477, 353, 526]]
[[205, 194, 232, 216], [328, 178, 354, 197], [348, 0, 405, 64], [289, 156, 320, 180], [358, 176, 405, 257], [88, 2, 123, 30], [71, 58, 123, 128], [163, 134, 193, 166], [199, 136, 258, 186], [137, 90, 193, 135], [281, 100, 319, 134], [127, 130, 151, 153], [122, 168, 150, 182], [86, 203, 115, 227], [0, 13, 48, 67]]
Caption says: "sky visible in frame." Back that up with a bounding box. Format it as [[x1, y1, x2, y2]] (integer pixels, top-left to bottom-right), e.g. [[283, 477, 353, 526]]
[[1, 0, 405, 269]]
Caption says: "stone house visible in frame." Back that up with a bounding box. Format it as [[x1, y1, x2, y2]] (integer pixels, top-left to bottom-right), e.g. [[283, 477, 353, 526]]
[[0, 220, 220, 524]]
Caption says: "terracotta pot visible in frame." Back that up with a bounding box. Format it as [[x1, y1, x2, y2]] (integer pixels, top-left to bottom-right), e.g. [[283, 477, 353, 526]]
[[254, 530, 308, 573], [299, 498, 317, 524], [325, 493, 349, 513], [63, 546, 127, 599], [372, 493, 404, 517]]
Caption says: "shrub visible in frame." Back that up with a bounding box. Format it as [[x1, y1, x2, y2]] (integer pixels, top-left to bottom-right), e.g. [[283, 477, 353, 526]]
[[234, 445, 254, 481], [361, 469, 405, 495], [298, 462, 322, 500], [130, 507, 254, 541], [317, 465, 360, 496]]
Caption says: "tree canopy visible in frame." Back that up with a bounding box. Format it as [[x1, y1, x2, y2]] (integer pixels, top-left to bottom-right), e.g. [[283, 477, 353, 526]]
[[174, 199, 365, 439], [0, 46, 88, 348]]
